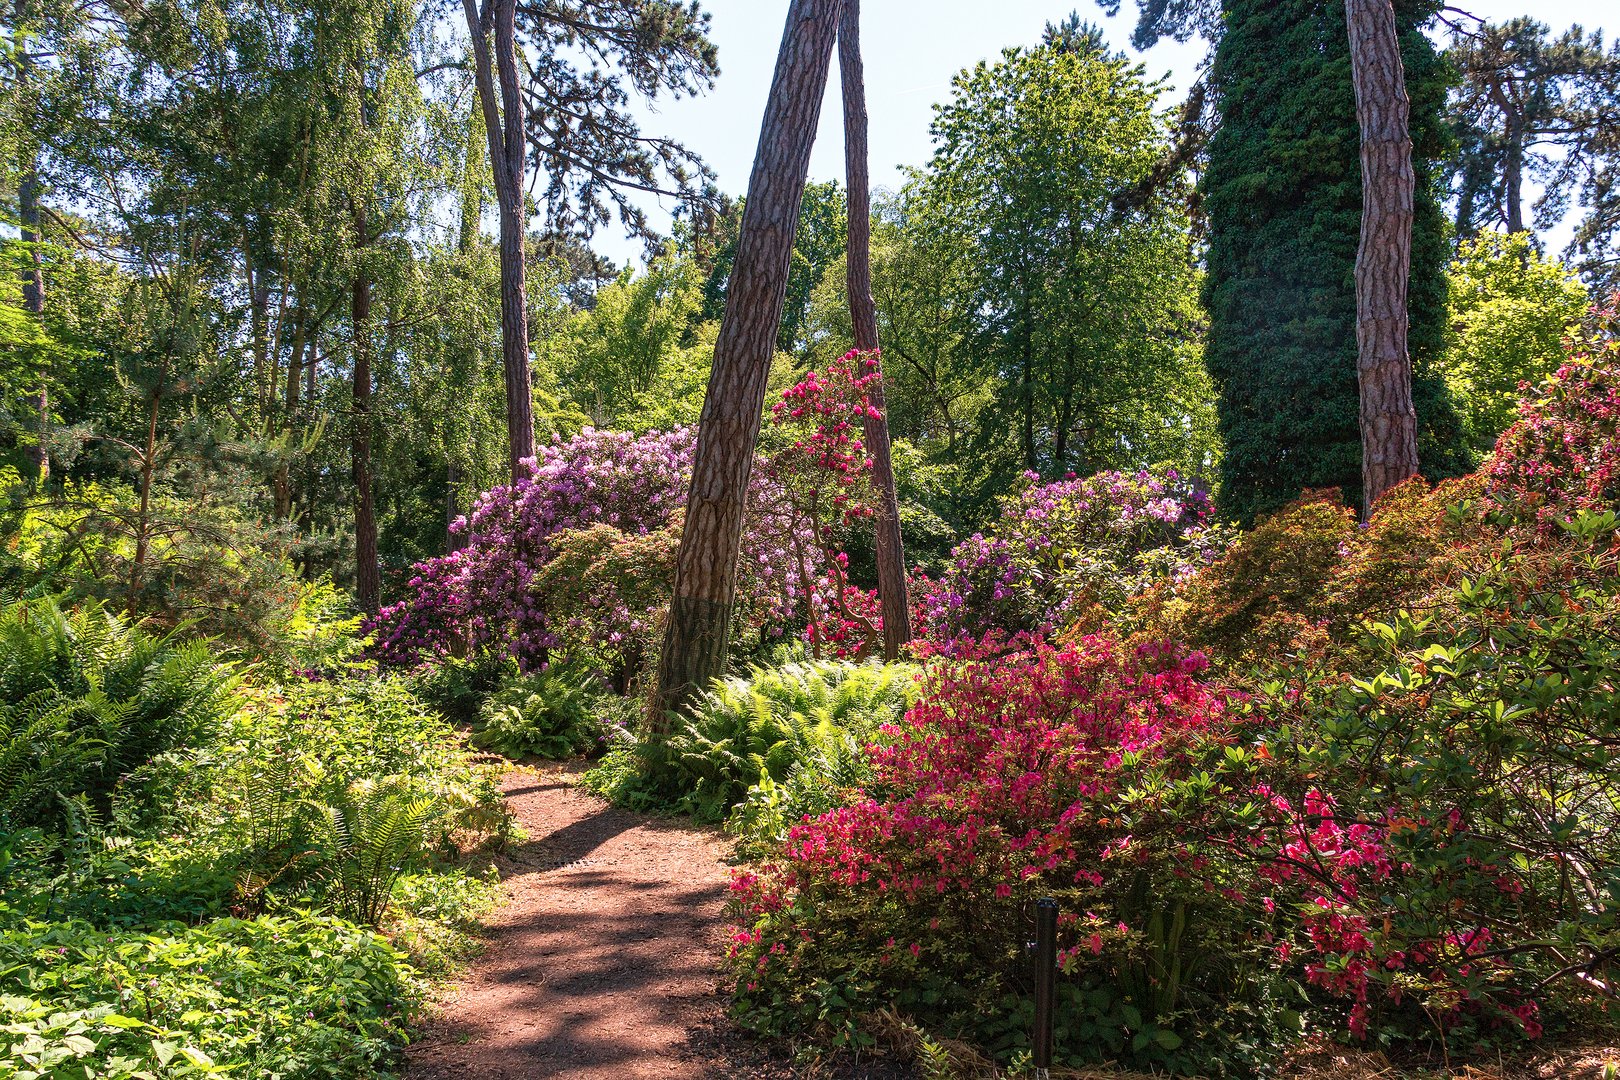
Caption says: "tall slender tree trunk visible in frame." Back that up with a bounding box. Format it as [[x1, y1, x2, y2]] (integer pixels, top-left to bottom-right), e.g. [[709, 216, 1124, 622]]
[[299, 342, 319, 542], [1503, 112, 1525, 234], [446, 462, 468, 552], [447, 103, 482, 554], [244, 244, 273, 426], [463, 0, 535, 480], [17, 0, 48, 484], [129, 364, 166, 614], [1346, 0, 1420, 514], [838, 0, 910, 659], [652, 0, 844, 723], [274, 308, 307, 521], [351, 214, 381, 616]]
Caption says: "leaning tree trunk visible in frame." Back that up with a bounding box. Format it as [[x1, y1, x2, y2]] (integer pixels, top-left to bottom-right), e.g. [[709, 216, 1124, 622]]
[[1346, 0, 1420, 515], [651, 0, 845, 724], [464, 0, 535, 480], [839, 0, 911, 659], [351, 214, 382, 616]]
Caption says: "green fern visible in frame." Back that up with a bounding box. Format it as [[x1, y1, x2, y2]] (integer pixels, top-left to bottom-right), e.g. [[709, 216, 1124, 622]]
[[0, 598, 235, 834], [470, 665, 603, 760], [304, 778, 445, 927], [662, 658, 919, 823]]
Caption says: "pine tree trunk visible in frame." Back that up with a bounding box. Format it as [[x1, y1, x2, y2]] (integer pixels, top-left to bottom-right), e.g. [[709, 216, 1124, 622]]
[[652, 0, 844, 724], [839, 0, 910, 659], [464, 0, 535, 480], [351, 215, 381, 616], [1503, 113, 1525, 234], [1346, 0, 1420, 514]]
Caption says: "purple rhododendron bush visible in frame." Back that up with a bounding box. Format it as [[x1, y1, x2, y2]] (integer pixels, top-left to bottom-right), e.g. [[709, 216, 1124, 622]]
[[366, 426, 809, 682], [719, 310, 1620, 1074]]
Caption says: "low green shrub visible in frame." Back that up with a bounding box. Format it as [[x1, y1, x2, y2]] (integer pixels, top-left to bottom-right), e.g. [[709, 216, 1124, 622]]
[[410, 650, 520, 725], [580, 657, 919, 826], [221, 677, 509, 924], [0, 915, 419, 1079], [386, 866, 500, 977], [724, 723, 875, 859], [470, 665, 603, 760]]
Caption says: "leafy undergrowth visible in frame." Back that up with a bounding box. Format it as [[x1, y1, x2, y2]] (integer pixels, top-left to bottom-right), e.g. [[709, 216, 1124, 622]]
[[0, 595, 508, 1078]]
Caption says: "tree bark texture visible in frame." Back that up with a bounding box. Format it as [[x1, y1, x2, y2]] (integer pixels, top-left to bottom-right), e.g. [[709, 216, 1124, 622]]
[[1346, 0, 1420, 514], [464, 0, 535, 480], [652, 0, 844, 723], [839, 0, 911, 659], [351, 223, 381, 616]]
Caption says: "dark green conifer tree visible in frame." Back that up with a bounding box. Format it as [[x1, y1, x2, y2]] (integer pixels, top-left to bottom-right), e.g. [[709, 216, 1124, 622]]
[[1202, 0, 1467, 521]]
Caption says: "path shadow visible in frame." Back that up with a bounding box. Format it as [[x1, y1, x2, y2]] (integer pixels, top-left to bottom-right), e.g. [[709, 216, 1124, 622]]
[[502, 804, 640, 870]]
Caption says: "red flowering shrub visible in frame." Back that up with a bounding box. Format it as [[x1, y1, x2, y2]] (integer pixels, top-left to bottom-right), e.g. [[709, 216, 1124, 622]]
[[726, 639, 1293, 1073]]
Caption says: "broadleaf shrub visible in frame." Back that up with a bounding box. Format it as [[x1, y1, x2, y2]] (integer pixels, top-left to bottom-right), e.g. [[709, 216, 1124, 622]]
[[1184, 511, 1620, 1048], [366, 427, 808, 672], [915, 468, 1229, 647], [0, 915, 419, 1078]]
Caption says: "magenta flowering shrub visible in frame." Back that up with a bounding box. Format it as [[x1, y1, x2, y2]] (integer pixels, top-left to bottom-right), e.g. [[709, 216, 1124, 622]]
[[725, 639, 1289, 1071], [914, 469, 1231, 646], [367, 428, 809, 671]]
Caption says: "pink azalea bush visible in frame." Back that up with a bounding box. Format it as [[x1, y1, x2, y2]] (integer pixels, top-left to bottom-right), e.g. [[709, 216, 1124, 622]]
[[724, 638, 1293, 1072], [1487, 300, 1620, 528]]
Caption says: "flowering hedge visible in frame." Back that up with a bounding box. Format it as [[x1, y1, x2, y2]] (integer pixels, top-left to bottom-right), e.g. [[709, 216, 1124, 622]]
[[367, 428, 808, 671], [912, 468, 1229, 648]]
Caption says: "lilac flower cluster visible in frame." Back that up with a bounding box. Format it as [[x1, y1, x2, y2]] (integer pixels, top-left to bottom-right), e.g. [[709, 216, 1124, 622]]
[[367, 428, 810, 669], [914, 468, 1231, 644]]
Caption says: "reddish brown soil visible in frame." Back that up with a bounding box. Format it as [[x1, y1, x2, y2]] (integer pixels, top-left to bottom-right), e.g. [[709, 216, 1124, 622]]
[[406, 766, 915, 1080]]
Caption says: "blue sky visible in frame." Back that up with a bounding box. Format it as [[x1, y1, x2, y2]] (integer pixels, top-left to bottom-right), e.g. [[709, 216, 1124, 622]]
[[594, 0, 1618, 266]]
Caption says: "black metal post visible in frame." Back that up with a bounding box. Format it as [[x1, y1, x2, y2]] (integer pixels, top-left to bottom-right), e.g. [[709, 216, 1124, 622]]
[[1033, 896, 1057, 1074]]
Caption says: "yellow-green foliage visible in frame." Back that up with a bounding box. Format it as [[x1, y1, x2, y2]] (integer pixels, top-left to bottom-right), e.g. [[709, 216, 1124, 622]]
[[1443, 231, 1589, 458]]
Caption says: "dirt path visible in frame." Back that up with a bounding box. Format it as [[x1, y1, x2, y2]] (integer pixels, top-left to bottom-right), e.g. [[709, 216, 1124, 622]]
[[406, 766, 739, 1079]]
